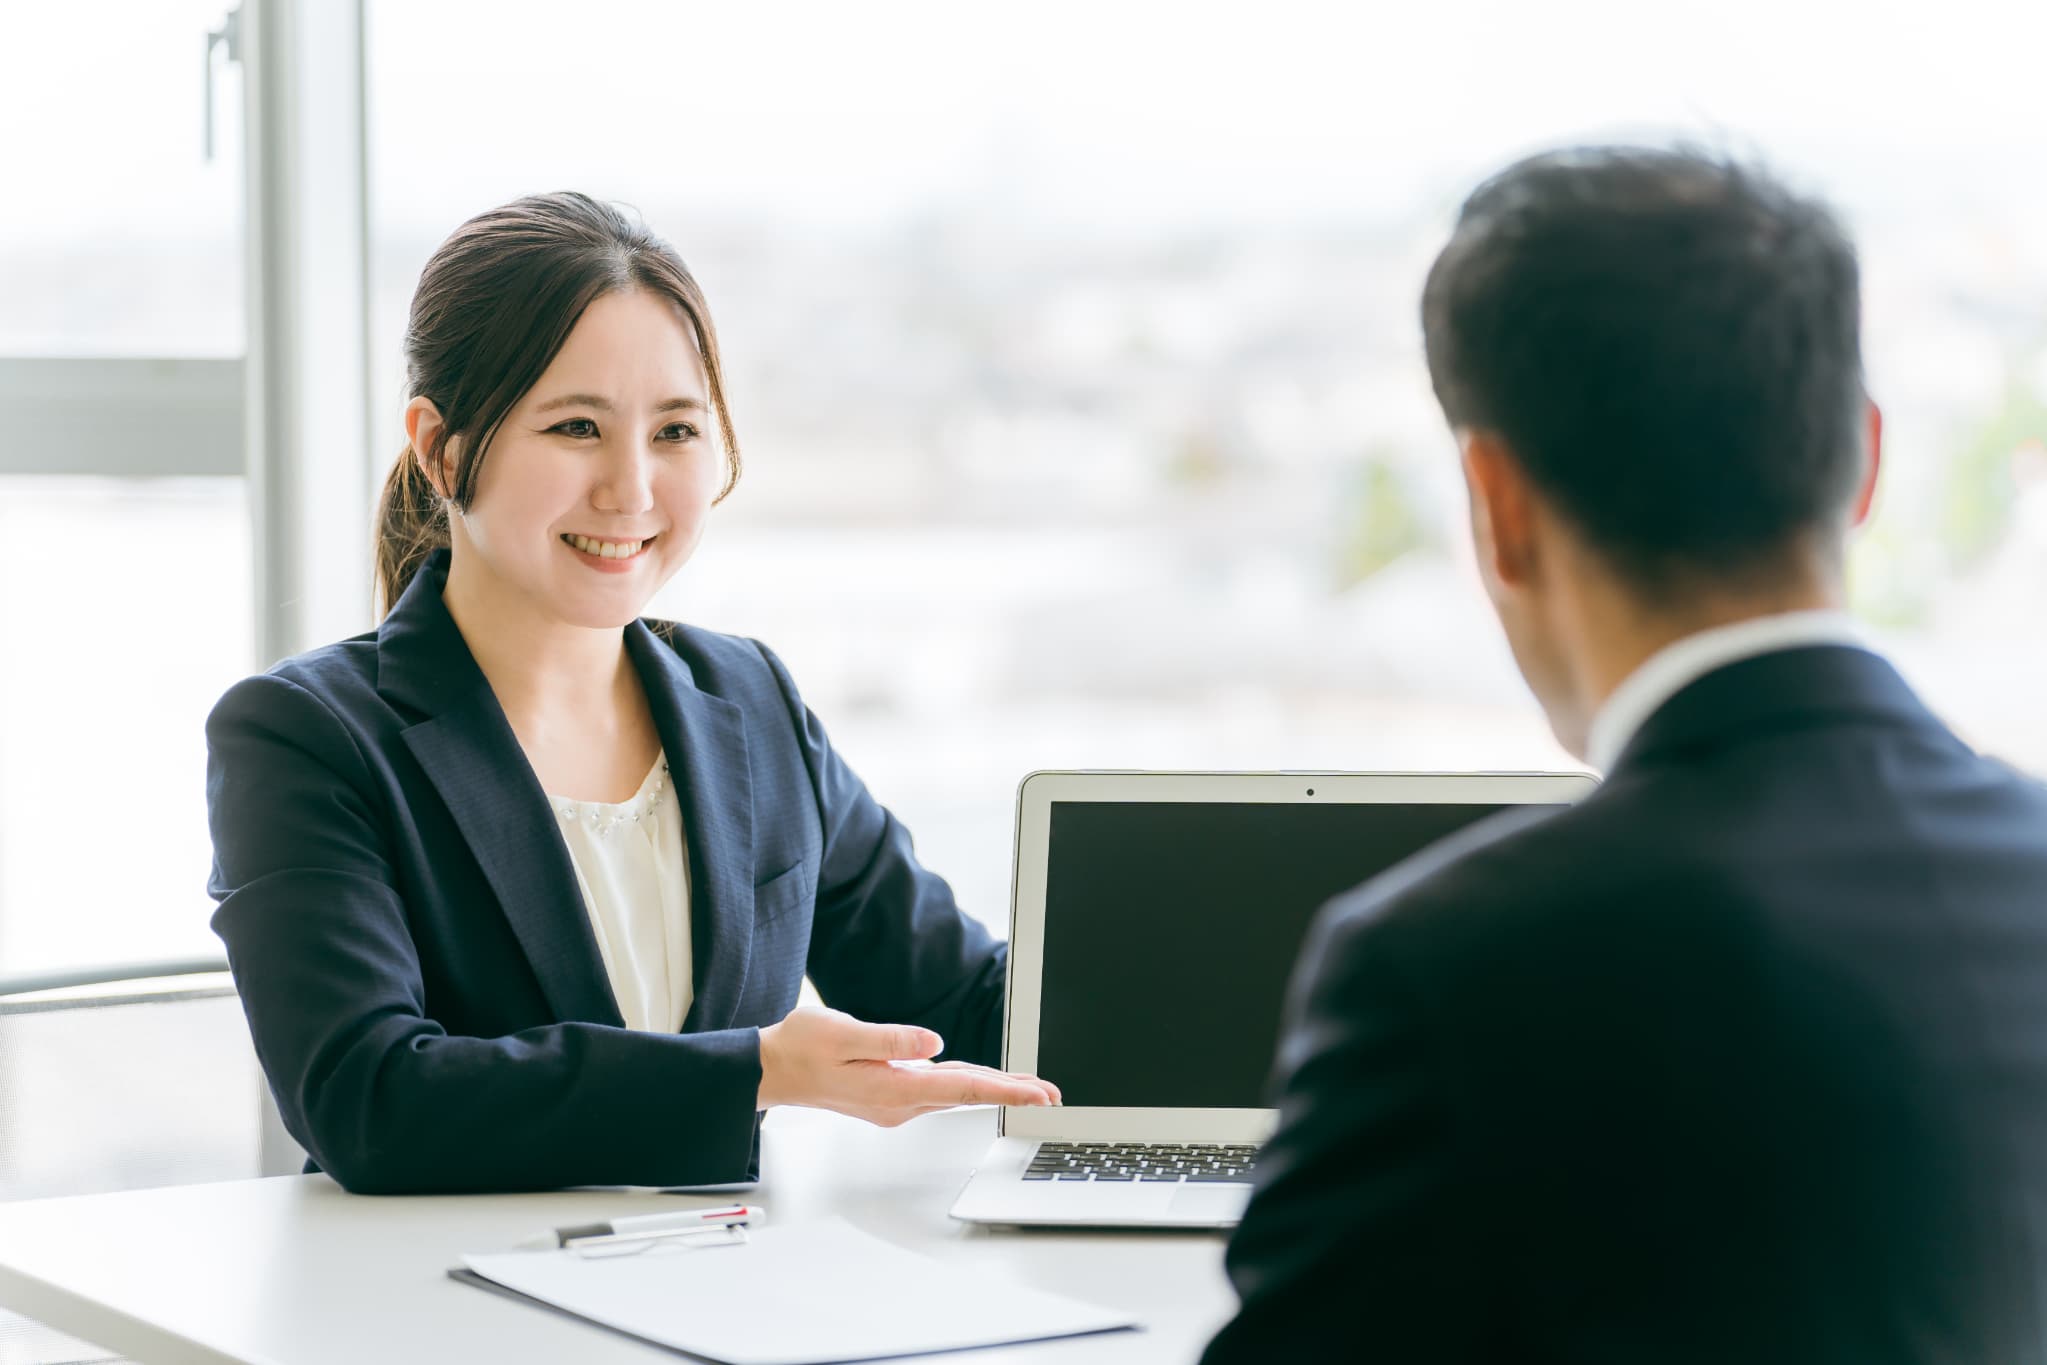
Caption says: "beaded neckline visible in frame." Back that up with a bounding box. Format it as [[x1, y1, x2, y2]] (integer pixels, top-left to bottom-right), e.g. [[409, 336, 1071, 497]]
[[549, 758, 670, 839]]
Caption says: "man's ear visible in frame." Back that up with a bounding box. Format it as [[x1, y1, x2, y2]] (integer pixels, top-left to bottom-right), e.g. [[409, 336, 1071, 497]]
[[1850, 398, 1883, 529], [404, 397, 455, 500], [1459, 429, 1540, 591]]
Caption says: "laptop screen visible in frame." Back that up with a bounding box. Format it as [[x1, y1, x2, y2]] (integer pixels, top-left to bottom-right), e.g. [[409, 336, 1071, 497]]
[[1033, 799, 1538, 1110]]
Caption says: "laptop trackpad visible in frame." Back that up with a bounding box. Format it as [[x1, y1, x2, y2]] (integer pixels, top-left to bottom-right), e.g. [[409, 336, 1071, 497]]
[[1168, 1184, 1252, 1224]]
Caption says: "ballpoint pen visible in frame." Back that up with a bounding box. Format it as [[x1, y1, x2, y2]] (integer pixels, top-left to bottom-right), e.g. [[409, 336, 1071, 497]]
[[515, 1204, 764, 1251]]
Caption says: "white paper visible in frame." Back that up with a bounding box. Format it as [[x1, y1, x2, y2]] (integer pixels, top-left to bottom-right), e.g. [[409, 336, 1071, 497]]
[[460, 1216, 1138, 1364]]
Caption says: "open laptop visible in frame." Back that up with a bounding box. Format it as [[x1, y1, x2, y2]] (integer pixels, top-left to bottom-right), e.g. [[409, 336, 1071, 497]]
[[950, 769, 1596, 1229]]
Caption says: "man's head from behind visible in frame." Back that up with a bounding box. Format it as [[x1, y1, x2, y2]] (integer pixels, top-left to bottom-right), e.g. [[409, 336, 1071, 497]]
[[1422, 146, 1881, 758]]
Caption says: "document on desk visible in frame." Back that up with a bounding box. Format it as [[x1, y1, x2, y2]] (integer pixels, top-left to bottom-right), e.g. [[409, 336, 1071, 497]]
[[455, 1216, 1139, 1364]]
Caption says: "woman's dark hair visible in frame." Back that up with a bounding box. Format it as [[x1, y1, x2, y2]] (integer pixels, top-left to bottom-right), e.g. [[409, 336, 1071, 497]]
[[1421, 146, 1865, 599], [375, 192, 741, 617]]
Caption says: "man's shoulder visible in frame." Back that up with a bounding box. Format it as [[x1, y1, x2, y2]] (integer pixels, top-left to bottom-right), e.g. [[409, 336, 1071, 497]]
[[1315, 734, 2047, 995], [1313, 786, 1678, 978]]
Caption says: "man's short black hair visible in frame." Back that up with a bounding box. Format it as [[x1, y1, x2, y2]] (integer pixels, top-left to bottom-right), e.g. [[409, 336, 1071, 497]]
[[1421, 146, 1867, 596]]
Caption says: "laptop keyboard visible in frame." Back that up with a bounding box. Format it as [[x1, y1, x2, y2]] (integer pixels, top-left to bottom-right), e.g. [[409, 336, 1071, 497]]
[[1024, 1141, 1259, 1183]]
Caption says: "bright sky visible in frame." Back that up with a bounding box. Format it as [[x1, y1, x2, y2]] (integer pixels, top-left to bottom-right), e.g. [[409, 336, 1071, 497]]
[[7, 0, 2044, 247]]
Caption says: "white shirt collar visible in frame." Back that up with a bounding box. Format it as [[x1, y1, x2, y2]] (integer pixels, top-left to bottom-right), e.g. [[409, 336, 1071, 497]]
[[1583, 609, 1870, 773]]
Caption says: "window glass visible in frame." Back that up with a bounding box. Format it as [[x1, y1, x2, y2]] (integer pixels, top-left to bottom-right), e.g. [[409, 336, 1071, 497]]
[[369, 0, 2047, 926], [0, 478, 251, 973], [0, 1, 243, 356]]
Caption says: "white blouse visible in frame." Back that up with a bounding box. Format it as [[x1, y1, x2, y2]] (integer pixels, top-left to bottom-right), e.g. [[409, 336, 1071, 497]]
[[546, 752, 695, 1033]]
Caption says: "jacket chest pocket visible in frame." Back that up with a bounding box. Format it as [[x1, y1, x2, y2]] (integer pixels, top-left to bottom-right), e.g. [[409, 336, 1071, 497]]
[[737, 862, 814, 1022], [752, 862, 814, 926]]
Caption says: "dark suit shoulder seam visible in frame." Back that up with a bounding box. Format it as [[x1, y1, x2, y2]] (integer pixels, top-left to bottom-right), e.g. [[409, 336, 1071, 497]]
[[251, 672, 380, 781]]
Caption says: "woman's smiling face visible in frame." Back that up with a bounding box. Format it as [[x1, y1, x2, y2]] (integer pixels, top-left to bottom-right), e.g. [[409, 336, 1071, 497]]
[[429, 287, 724, 629]]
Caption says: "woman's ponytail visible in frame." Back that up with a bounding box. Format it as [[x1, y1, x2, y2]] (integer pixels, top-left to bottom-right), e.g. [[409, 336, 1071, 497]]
[[374, 443, 448, 619]]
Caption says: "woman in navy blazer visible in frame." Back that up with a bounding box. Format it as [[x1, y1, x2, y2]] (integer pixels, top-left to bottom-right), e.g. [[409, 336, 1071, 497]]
[[204, 193, 1057, 1195]]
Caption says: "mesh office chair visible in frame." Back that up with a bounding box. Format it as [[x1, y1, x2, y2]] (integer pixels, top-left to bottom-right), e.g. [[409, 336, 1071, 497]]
[[0, 961, 261, 1365]]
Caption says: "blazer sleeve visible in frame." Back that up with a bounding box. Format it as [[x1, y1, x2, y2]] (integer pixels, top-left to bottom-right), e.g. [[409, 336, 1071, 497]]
[[205, 672, 765, 1195], [1200, 891, 1488, 1364], [752, 642, 1008, 1067]]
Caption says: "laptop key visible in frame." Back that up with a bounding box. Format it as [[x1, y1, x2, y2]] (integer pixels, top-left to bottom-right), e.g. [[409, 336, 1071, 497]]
[[1054, 1172, 1093, 1181]]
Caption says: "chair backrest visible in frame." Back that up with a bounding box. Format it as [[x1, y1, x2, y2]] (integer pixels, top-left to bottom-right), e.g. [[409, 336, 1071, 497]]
[[0, 961, 263, 1362], [0, 961, 260, 1202]]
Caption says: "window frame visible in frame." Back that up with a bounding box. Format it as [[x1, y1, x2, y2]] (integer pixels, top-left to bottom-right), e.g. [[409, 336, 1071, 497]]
[[1, 0, 375, 1177]]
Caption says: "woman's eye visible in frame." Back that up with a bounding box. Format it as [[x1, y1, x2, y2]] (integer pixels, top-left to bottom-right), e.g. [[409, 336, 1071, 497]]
[[659, 422, 701, 443], [549, 418, 599, 439]]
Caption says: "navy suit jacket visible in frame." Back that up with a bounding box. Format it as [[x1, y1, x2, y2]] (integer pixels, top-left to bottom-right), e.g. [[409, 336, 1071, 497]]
[[1205, 646, 2047, 1364], [205, 550, 1006, 1194]]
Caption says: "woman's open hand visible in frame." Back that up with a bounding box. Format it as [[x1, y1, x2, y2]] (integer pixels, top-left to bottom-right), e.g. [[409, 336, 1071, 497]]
[[756, 1006, 1060, 1127]]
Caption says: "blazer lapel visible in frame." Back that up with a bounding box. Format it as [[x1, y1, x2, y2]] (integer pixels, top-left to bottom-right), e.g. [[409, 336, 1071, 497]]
[[626, 623, 756, 1034], [377, 552, 624, 1028]]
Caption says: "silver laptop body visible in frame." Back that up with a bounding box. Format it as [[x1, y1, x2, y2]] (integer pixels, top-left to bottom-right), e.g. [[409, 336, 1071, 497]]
[[950, 769, 1595, 1229]]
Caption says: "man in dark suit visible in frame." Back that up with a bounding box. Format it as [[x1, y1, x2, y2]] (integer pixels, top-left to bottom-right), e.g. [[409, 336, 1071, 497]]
[[1202, 147, 2047, 1363]]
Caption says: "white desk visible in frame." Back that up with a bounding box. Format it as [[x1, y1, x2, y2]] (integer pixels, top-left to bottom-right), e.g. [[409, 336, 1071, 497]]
[[0, 1107, 1235, 1364]]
